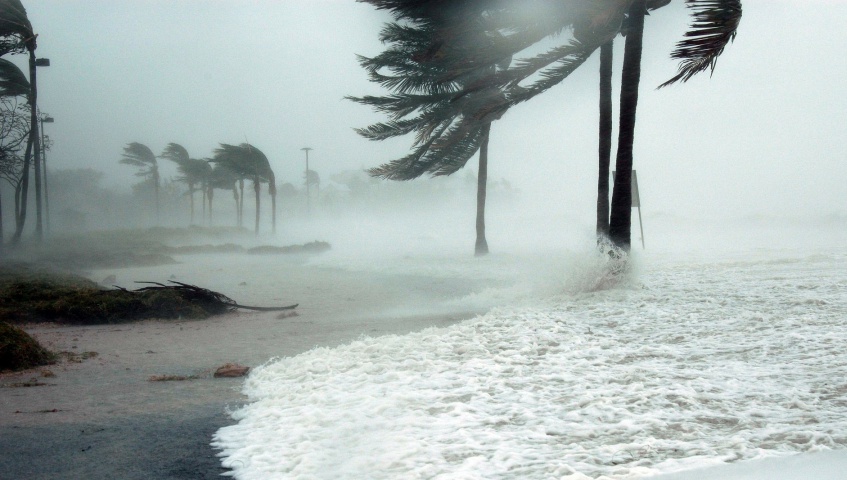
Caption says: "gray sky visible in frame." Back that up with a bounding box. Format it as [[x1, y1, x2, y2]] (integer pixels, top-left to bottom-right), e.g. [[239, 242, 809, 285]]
[[19, 0, 847, 222]]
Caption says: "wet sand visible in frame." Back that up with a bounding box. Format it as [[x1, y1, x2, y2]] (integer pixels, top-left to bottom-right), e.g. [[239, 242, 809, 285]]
[[0, 256, 488, 479]]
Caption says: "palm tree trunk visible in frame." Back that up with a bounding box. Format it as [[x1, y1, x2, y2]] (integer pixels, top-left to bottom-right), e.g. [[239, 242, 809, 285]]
[[596, 40, 613, 240], [253, 177, 261, 235], [475, 123, 491, 256], [208, 187, 214, 226], [609, 0, 646, 252], [153, 164, 160, 226], [12, 135, 34, 245], [29, 51, 43, 242], [238, 178, 244, 228], [201, 182, 207, 224], [188, 181, 195, 225], [231, 187, 238, 225], [269, 182, 277, 235]]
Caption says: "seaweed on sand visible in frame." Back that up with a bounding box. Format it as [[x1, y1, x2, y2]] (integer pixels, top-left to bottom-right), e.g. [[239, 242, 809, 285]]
[[0, 268, 297, 325], [0, 322, 57, 372]]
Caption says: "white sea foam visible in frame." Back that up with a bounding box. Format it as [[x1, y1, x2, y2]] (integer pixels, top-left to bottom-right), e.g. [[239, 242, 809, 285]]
[[213, 240, 847, 479]]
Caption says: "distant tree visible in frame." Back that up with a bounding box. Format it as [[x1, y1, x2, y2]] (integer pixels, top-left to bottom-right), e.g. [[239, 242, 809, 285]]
[[119, 142, 159, 225], [211, 143, 275, 234], [160, 143, 211, 225], [206, 163, 238, 226]]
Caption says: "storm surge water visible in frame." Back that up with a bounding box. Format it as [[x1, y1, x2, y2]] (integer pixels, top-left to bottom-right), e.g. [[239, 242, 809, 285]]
[[212, 216, 847, 479]]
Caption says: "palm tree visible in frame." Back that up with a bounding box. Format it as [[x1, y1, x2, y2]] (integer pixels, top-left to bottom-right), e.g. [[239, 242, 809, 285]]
[[119, 142, 159, 224], [211, 143, 275, 235], [362, 0, 742, 253], [351, 3, 511, 256], [160, 143, 211, 225], [0, 57, 27, 251], [0, 0, 41, 244], [608, 0, 742, 250], [206, 163, 238, 227]]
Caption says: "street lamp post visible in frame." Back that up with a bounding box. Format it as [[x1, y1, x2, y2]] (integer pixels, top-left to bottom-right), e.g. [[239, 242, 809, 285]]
[[32, 57, 49, 240], [300, 147, 312, 214], [40, 115, 54, 235]]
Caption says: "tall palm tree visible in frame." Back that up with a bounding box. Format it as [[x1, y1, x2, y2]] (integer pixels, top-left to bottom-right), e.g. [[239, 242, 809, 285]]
[[0, 56, 27, 251], [0, 0, 41, 244], [119, 142, 159, 224], [211, 143, 275, 235], [351, 2, 511, 256]]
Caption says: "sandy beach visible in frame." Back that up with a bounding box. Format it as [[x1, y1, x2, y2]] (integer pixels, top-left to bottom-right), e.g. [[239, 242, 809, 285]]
[[0, 253, 491, 479]]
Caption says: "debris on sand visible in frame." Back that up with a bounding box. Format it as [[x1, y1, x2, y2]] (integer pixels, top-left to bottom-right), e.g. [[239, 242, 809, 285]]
[[0, 322, 57, 372], [214, 363, 250, 378]]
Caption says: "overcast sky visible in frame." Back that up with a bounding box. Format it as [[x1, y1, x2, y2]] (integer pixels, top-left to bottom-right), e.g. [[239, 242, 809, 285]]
[[18, 0, 847, 222]]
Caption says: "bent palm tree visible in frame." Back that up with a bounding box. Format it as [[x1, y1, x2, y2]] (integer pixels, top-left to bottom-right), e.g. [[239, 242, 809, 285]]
[[0, 0, 41, 244], [211, 143, 275, 235], [119, 142, 159, 225], [160, 143, 211, 225], [352, 2, 511, 255]]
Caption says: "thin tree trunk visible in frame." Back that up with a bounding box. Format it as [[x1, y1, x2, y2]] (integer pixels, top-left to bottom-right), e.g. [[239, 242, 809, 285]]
[[475, 123, 491, 256], [231, 187, 238, 226], [208, 187, 214, 226], [253, 177, 260, 235], [29, 51, 43, 242], [154, 165, 160, 226], [597, 40, 614, 240], [609, 0, 645, 252], [270, 182, 277, 235], [238, 178, 244, 228], [188, 181, 195, 225], [201, 182, 207, 224], [12, 135, 34, 245]]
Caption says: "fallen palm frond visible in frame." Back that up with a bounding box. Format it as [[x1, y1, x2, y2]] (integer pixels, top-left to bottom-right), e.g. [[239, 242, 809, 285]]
[[0, 267, 297, 325], [130, 281, 298, 312]]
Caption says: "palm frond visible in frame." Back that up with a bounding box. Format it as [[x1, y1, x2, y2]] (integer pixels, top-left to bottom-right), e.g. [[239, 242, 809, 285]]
[[0, 57, 28, 98], [658, 0, 742, 88], [160, 142, 190, 165]]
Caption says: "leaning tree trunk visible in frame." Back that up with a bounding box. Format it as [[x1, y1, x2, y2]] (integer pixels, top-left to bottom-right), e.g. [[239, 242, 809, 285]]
[[253, 177, 261, 235], [29, 51, 43, 242], [609, 0, 645, 252], [596, 40, 614, 240], [11, 135, 34, 245], [475, 123, 491, 257]]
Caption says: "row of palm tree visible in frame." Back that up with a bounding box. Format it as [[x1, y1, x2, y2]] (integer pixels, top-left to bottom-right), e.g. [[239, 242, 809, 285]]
[[119, 142, 277, 234], [0, 0, 45, 249], [354, 0, 742, 257]]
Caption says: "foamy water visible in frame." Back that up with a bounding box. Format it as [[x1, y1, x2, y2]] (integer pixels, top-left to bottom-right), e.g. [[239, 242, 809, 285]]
[[212, 232, 847, 479]]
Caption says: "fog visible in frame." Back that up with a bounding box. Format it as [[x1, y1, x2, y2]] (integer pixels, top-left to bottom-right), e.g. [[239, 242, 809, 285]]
[[3, 3, 847, 478], [0, 0, 843, 249]]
